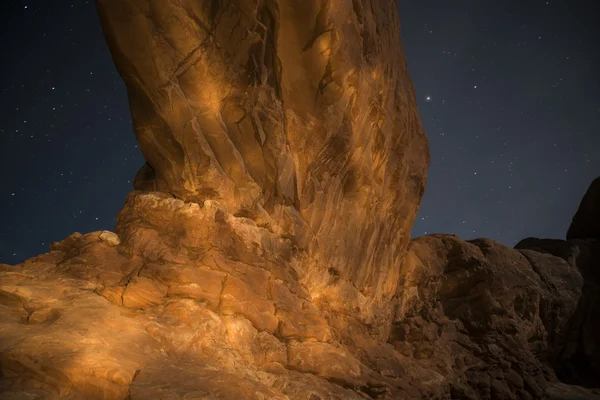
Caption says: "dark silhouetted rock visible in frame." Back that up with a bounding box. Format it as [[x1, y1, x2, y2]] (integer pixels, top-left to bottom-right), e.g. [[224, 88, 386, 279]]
[[567, 177, 600, 241], [394, 234, 587, 399], [3, 188, 598, 398], [515, 236, 600, 388]]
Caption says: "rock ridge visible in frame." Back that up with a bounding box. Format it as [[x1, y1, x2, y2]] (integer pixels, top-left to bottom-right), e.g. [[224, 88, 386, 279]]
[[1, 182, 600, 398]]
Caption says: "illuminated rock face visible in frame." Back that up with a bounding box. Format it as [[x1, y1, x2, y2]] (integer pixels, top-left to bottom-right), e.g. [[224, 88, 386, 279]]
[[95, 0, 430, 299], [2, 186, 599, 399], [1, 0, 599, 397]]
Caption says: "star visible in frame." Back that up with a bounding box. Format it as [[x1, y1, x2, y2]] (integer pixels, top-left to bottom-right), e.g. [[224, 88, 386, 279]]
[[425, 96, 431, 101]]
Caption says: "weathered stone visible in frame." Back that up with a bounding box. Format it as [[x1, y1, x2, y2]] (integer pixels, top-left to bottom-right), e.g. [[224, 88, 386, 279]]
[[546, 383, 600, 400], [271, 279, 331, 342], [0, 271, 159, 399], [2, 184, 600, 398], [144, 300, 230, 357], [96, 0, 430, 299], [98, 285, 125, 306], [122, 276, 168, 310], [286, 341, 362, 384], [128, 359, 288, 400], [26, 307, 59, 324], [1, 0, 599, 397], [99, 230, 121, 246], [254, 331, 287, 365], [515, 237, 600, 388], [140, 263, 225, 308], [567, 177, 600, 240], [392, 232, 600, 398], [219, 275, 278, 333]]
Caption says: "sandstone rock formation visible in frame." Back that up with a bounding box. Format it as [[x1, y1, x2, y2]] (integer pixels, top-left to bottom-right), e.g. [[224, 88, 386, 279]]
[[1, 0, 599, 399], [95, 0, 430, 301]]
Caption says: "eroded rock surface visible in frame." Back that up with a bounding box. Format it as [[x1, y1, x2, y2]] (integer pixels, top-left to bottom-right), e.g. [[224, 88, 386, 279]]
[[395, 234, 600, 399], [1, 189, 599, 399], [95, 0, 430, 297], [0, 194, 376, 399], [515, 237, 600, 388], [1, 0, 599, 398]]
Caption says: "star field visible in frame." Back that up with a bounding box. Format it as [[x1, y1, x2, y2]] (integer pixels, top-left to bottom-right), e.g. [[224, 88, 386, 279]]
[[1, 1, 599, 264], [401, 0, 599, 243]]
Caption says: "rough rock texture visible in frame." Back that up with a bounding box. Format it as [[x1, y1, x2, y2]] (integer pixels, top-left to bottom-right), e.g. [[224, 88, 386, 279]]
[[567, 177, 600, 241], [1, 0, 599, 398], [514, 237, 600, 388], [1, 188, 599, 399], [95, 0, 430, 299], [395, 234, 600, 399]]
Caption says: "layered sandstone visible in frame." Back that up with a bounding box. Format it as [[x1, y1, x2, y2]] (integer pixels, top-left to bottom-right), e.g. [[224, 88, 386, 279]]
[[1, 1, 599, 399], [95, 0, 430, 301], [1, 187, 599, 399]]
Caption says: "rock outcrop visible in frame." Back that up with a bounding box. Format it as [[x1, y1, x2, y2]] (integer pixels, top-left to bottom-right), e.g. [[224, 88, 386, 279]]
[[567, 177, 600, 241], [2, 187, 599, 399], [1, 1, 599, 399], [95, 0, 430, 301], [514, 236, 600, 388], [395, 233, 600, 399]]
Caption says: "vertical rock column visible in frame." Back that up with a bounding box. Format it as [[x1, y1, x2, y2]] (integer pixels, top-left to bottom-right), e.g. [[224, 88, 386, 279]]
[[96, 0, 429, 301]]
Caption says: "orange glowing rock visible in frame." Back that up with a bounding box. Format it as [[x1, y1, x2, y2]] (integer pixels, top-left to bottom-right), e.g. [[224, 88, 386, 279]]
[[0, 1, 599, 399]]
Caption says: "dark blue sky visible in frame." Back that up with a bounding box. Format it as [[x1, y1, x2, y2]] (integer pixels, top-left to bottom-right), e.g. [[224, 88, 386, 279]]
[[1, 0, 599, 264]]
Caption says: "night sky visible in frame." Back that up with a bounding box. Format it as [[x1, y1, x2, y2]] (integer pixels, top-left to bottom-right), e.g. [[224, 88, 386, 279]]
[[1, 1, 598, 265]]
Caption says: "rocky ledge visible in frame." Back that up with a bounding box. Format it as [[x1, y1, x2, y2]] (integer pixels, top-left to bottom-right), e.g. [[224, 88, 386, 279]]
[[1, 180, 599, 399]]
